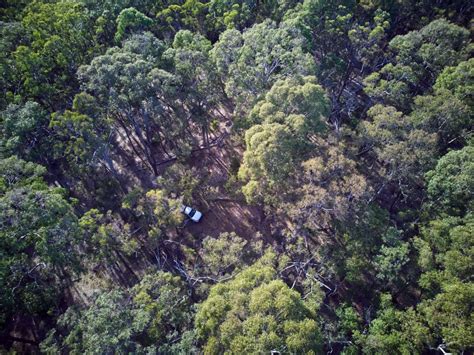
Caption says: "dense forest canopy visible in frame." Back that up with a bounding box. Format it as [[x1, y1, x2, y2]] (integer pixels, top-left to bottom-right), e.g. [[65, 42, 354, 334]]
[[0, 0, 473, 353]]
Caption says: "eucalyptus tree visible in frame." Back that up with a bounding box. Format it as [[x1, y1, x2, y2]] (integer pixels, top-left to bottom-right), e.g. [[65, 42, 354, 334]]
[[417, 280, 474, 353], [195, 252, 323, 353], [238, 76, 329, 203], [0, 21, 26, 110], [41, 271, 195, 354], [282, 1, 391, 126], [196, 232, 263, 280], [238, 123, 301, 204], [411, 91, 471, 152], [408, 145, 474, 353], [244, 75, 329, 130], [410, 58, 474, 151], [364, 19, 470, 109], [0, 101, 49, 161], [286, 138, 371, 249], [211, 20, 314, 112], [131, 271, 195, 351], [115, 7, 153, 43], [78, 32, 195, 175], [79, 209, 140, 268], [360, 104, 437, 199], [206, 0, 295, 33], [434, 58, 474, 106], [12, 0, 96, 109], [354, 294, 431, 354], [42, 290, 142, 354], [163, 30, 223, 147], [363, 146, 474, 354], [425, 145, 474, 216], [155, 0, 208, 38], [0, 157, 82, 328]]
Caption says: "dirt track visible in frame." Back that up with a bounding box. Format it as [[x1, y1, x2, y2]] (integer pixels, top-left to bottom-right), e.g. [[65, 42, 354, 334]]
[[180, 134, 272, 243], [186, 198, 265, 240]]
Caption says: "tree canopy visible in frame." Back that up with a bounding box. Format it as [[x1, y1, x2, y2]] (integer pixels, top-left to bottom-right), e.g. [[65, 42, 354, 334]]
[[0, 0, 472, 353], [195, 252, 323, 353]]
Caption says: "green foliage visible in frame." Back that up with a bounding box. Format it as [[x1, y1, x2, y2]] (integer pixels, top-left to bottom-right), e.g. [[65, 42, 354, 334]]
[[0, 156, 46, 190], [245, 75, 329, 131], [0, 0, 30, 21], [415, 214, 473, 292], [283, 0, 389, 114], [163, 30, 222, 143], [418, 282, 474, 352], [201, 232, 248, 274], [354, 294, 431, 354], [374, 241, 410, 284], [199, 232, 262, 277], [77, 33, 176, 173], [42, 271, 195, 353], [156, 0, 208, 36], [290, 139, 370, 235], [144, 189, 184, 231], [48, 92, 122, 204], [411, 90, 471, 151], [1, 1, 472, 353], [79, 209, 140, 260], [78, 31, 218, 173], [348, 8, 390, 67], [195, 252, 323, 353], [362, 105, 437, 195], [0, 21, 27, 109], [410, 138, 474, 353], [425, 145, 474, 215], [131, 271, 195, 351], [284, 0, 357, 57], [238, 123, 300, 203], [78, 37, 158, 105], [411, 58, 473, 151], [206, 0, 293, 33], [238, 76, 329, 203], [364, 64, 418, 108], [335, 304, 362, 338], [389, 19, 469, 74], [0, 156, 81, 327], [364, 19, 470, 108], [0, 101, 48, 159], [154, 163, 201, 202], [416, 148, 473, 293], [206, 0, 253, 31], [50, 110, 102, 170], [212, 20, 314, 110], [115, 7, 153, 43], [12, 0, 95, 108], [434, 58, 474, 107], [48, 290, 143, 354]]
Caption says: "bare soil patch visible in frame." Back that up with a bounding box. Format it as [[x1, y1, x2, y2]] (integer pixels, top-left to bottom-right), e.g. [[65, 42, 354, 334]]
[[180, 136, 273, 243], [186, 199, 265, 240]]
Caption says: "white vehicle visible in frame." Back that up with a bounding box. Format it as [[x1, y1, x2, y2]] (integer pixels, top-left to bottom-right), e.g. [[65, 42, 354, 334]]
[[180, 205, 202, 222]]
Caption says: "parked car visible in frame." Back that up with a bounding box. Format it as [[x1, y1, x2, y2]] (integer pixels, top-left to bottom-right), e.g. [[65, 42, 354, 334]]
[[180, 205, 202, 222]]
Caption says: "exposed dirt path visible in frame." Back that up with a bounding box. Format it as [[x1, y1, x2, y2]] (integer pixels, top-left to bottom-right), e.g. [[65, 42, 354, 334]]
[[186, 198, 265, 240], [180, 133, 273, 243]]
